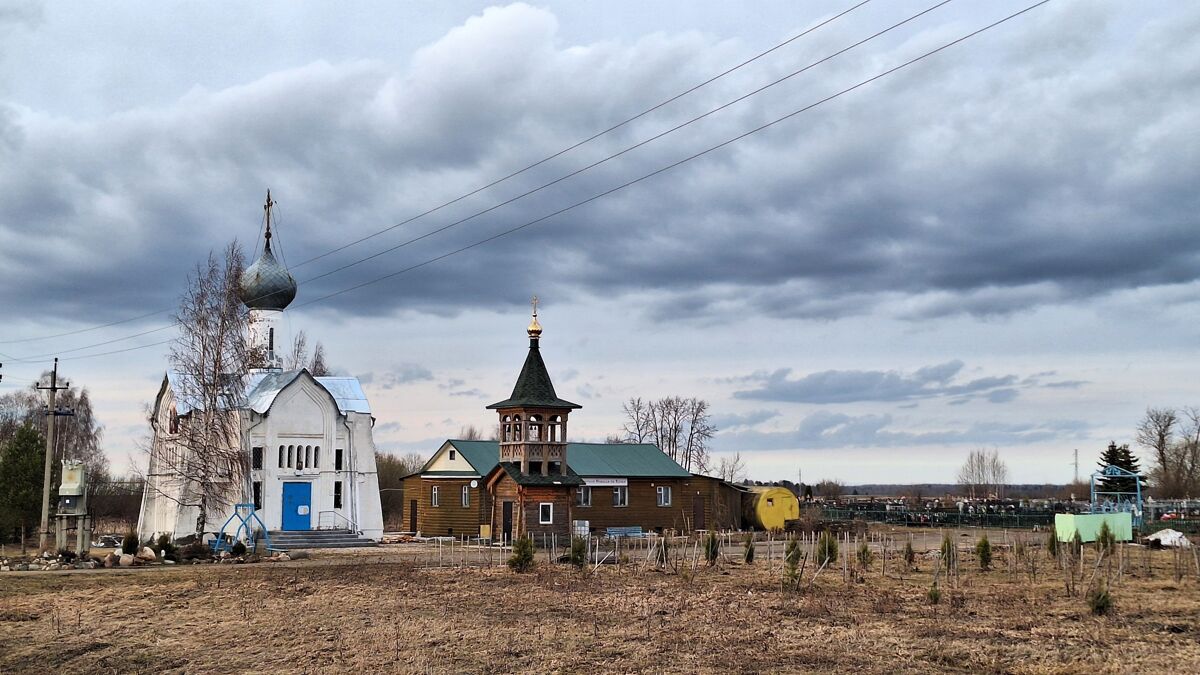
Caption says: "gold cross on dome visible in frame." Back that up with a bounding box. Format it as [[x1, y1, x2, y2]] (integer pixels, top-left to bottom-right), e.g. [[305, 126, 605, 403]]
[[531, 295, 539, 317]]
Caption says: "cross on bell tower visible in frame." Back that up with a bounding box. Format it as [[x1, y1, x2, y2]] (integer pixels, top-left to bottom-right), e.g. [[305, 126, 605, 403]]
[[486, 298, 580, 476]]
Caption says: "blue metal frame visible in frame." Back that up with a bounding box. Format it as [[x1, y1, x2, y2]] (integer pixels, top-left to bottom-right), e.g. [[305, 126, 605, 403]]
[[212, 503, 274, 554], [1090, 464, 1143, 526]]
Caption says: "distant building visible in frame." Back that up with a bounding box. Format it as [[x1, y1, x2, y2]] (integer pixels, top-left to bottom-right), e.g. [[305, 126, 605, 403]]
[[137, 195, 383, 543], [403, 303, 742, 539]]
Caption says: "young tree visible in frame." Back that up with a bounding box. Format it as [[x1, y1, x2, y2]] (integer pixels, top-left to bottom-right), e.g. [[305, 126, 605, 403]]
[[0, 425, 46, 552], [164, 242, 251, 537], [715, 452, 747, 482]]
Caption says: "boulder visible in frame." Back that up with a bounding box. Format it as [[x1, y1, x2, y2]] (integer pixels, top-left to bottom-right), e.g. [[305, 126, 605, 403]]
[[48, 562, 61, 571], [136, 546, 158, 562], [118, 553, 135, 567], [278, 553, 291, 562], [164, 559, 175, 565]]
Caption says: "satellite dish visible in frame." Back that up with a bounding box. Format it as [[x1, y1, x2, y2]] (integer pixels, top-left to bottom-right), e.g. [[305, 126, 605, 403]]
[[470, 480, 478, 489]]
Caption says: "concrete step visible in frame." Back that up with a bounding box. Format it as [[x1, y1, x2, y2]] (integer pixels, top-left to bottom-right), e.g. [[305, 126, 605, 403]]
[[260, 529, 377, 550]]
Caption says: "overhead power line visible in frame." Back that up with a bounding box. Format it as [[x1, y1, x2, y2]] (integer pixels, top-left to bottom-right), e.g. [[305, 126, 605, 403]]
[[14, 0, 1051, 364], [0, 1, 871, 348]]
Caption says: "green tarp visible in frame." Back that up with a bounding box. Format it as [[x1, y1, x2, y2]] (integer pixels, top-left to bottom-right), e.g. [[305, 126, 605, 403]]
[[1054, 512, 1132, 542]]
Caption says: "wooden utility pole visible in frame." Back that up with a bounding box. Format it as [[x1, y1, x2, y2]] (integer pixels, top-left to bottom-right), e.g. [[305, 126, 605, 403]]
[[37, 358, 72, 551]]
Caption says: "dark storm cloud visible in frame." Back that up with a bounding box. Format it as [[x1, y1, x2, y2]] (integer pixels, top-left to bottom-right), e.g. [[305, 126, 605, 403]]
[[2, 2, 1199, 337], [715, 410, 1090, 451]]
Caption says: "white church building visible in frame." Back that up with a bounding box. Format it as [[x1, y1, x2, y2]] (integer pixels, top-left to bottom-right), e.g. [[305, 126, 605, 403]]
[[138, 195, 384, 544]]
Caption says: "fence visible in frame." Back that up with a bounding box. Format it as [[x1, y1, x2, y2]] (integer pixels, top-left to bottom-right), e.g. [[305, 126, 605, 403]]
[[820, 507, 1056, 530]]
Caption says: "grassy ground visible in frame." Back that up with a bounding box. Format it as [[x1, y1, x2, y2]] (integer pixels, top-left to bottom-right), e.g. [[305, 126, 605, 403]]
[[1, 535, 1198, 673]]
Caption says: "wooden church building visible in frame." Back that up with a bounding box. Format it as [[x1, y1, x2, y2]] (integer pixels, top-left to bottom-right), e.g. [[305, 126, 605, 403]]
[[403, 303, 743, 540]]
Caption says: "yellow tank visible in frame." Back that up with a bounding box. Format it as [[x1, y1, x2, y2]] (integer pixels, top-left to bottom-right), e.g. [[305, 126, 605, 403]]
[[745, 486, 800, 531]]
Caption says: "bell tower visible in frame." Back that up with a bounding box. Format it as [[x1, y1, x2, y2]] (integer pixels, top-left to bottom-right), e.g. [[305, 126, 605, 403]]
[[486, 298, 581, 477]]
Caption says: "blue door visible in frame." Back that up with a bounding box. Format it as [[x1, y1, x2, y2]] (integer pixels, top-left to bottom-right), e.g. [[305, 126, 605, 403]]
[[281, 482, 312, 531]]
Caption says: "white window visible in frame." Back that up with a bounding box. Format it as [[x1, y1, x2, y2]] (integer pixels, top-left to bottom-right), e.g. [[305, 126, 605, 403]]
[[657, 486, 672, 507], [431, 485, 440, 507], [461, 485, 470, 508], [576, 486, 592, 507], [613, 486, 629, 507], [539, 502, 553, 525]]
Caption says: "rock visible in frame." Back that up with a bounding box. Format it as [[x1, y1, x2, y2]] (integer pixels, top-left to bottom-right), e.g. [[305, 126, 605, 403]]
[[136, 546, 157, 562], [1, 566, 9, 572], [104, 553, 117, 568], [119, 554, 135, 567], [48, 563, 61, 571], [277, 553, 290, 562], [164, 559, 175, 565], [16, 564, 29, 571], [219, 551, 230, 559]]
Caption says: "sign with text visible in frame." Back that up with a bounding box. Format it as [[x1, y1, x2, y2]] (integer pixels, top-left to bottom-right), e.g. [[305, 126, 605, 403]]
[[583, 477, 628, 487]]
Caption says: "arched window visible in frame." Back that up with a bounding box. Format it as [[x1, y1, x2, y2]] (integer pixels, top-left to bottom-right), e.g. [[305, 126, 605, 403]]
[[513, 415, 522, 441], [278, 445, 285, 468], [305, 446, 313, 468], [528, 415, 542, 441], [503, 415, 512, 442], [288, 445, 294, 469], [314, 446, 320, 468], [549, 415, 562, 442]]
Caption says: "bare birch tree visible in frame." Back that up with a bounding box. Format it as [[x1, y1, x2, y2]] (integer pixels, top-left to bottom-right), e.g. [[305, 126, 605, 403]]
[[166, 242, 250, 537], [1137, 406, 1200, 497], [715, 452, 747, 482], [620, 395, 717, 472], [957, 448, 1008, 499]]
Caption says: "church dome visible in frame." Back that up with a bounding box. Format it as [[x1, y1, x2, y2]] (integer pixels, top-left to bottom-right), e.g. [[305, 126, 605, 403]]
[[239, 241, 297, 311]]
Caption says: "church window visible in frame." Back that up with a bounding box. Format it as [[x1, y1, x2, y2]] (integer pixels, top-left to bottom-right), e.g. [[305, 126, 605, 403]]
[[268, 327, 275, 355], [549, 416, 561, 442], [431, 485, 440, 507], [503, 415, 512, 442], [252, 481, 262, 510], [314, 446, 320, 468], [529, 415, 541, 441], [613, 486, 629, 508], [657, 486, 672, 507], [168, 409, 179, 434], [278, 445, 284, 468], [287, 445, 294, 469], [461, 485, 470, 508], [251, 447, 263, 470], [335, 448, 344, 471], [334, 481, 343, 509], [539, 503, 553, 525], [576, 486, 592, 507], [305, 446, 312, 469]]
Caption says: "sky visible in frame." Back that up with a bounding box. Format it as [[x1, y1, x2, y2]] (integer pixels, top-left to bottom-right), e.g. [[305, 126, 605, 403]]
[[0, 0, 1197, 485]]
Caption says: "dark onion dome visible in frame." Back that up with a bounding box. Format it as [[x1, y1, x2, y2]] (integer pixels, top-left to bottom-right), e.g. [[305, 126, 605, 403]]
[[239, 238, 297, 311]]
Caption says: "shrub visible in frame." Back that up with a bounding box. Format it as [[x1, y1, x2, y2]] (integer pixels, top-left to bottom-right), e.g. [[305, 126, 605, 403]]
[[1070, 530, 1083, 557], [121, 531, 139, 555], [1014, 537, 1026, 561], [816, 531, 838, 566], [743, 534, 755, 564], [941, 532, 956, 572], [927, 581, 941, 605], [1087, 582, 1112, 616], [1047, 530, 1059, 559], [857, 540, 874, 570], [508, 535, 535, 573], [703, 531, 720, 566], [784, 536, 802, 589], [181, 542, 212, 560], [57, 548, 77, 562], [903, 540, 916, 569], [1096, 521, 1115, 555], [230, 541, 247, 557], [156, 534, 179, 562], [976, 534, 992, 570], [569, 536, 586, 569]]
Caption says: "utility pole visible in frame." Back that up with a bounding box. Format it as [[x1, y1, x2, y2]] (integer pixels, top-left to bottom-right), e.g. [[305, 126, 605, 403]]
[[1073, 449, 1079, 484], [37, 358, 72, 551]]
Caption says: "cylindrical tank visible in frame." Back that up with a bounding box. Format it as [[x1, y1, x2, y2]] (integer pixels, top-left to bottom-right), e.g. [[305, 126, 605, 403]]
[[744, 486, 800, 531]]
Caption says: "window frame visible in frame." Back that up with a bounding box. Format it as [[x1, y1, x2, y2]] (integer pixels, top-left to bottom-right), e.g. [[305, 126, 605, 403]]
[[539, 502, 553, 525], [449, 449, 456, 461], [335, 448, 344, 471], [576, 486, 592, 507], [251, 446, 263, 470], [431, 485, 440, 507], [461, 484, 470, 508], [334, 480, 343, 509], [252, 481, 262, 510], [656, 485, 672, 507], [613, 486, 629, 508]]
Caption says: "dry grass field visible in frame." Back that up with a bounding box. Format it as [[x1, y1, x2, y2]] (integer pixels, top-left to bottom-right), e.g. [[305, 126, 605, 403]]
[[1, 533, 1198, 673]]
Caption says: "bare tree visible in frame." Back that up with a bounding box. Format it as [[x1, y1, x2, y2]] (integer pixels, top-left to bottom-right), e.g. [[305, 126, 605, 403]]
[[165, 242, 250, 537], [957, 448, 1007, 499], [458, 425, 483, 441], [816, 479, 843, 498], [1139, 407, 1200, 497], [309, 342, 330, 376], [714, 451, 747, 482], [619, 396, 717, 472], [0, 379, 109, 484], [285, 331, 309, 371]]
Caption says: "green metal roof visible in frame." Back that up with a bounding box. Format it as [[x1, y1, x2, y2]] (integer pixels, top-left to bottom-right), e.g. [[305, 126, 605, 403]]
[[443, 440, 689, 478], [420, 470, 480, 478], [486, 340, 581, 410]]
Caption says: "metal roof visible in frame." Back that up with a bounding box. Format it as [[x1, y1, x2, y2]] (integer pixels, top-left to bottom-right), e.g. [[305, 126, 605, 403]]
[[169, 369, 371, 416], [442, 440, 689, 478]]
